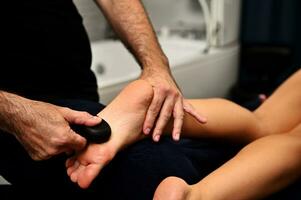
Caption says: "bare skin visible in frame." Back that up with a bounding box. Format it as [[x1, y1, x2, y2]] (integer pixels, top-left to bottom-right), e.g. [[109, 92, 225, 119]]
[[0, 91, 101, 160], [154, 126, 301, 200], [95, 0, 206, 142], [65, 69, 301, 189], [66, 79, 264, 189], [68, 70, 301, 195], [66, 80, 154, 188], [154, 177, 192, 200], [154, 69, 301, 200]]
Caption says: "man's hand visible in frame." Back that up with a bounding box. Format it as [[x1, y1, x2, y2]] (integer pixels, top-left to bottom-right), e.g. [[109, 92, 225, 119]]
[[0, 92, 101, 161], [95, 0, 206, 141], [15, 101, 102, 161], [140, 68, 207, 142]]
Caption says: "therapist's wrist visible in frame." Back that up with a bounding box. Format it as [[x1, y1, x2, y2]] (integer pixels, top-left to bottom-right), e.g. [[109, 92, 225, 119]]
[[140, 53, 170, 71]]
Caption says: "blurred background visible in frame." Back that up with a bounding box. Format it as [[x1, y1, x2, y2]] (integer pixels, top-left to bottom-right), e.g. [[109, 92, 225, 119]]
[[73, 0, 301, 110], [235, 0, 301, 110], [74, 0, 205, 41]]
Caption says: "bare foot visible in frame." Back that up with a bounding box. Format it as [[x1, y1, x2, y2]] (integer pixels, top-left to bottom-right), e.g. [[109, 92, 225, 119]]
[[66, 80, 154, 188], [154, 177, 192, 200]]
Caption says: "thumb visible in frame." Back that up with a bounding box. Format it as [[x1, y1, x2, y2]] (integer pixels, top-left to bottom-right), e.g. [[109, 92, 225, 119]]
[[59, 107, 102, 126], [66, 129, 87, 151]]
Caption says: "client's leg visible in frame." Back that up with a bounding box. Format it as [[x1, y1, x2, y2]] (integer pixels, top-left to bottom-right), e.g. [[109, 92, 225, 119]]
[[164, 69, 301, 143], [66, 79, 269, 189], [67, 70, 301, 189], [154, 124, 301, 200], [253, 69, 301, 134], [166, 98, 263, 143]]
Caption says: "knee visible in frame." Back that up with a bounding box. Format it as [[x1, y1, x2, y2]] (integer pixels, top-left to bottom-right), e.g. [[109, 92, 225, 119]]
[[253, 110, 281, 138]]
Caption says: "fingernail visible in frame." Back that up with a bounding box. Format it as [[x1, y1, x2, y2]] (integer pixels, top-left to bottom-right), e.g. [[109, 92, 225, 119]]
[[174, 133, 180, 141], [92, 116, 101, 120], [144, 128, 151, 135], [154, 135, 160, 142]]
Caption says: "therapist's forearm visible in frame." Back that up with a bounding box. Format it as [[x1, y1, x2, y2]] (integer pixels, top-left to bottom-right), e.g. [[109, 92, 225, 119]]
[[95, 0, 169, 71], [0, 91, 31, 135]]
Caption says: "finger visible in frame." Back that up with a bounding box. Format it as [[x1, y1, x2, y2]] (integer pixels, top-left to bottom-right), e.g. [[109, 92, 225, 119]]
[[59, 107, 102, 126], [67, 160, 80, 177], [183, 100, 207, 123], [66, 129, 87, 151], [66, 156, 76, 168], [152, 96, 175, 142], [78, 164, 102, 189], [143, 90, 166, 135], [172, 99, 184, 141]]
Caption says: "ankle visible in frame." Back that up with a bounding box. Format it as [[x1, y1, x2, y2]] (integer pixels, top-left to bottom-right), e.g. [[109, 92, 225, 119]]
[[154, 177, 192, 200]]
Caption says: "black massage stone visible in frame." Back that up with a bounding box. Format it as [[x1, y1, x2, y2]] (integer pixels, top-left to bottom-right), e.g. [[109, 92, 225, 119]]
[[71, 119, 111, 143]]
